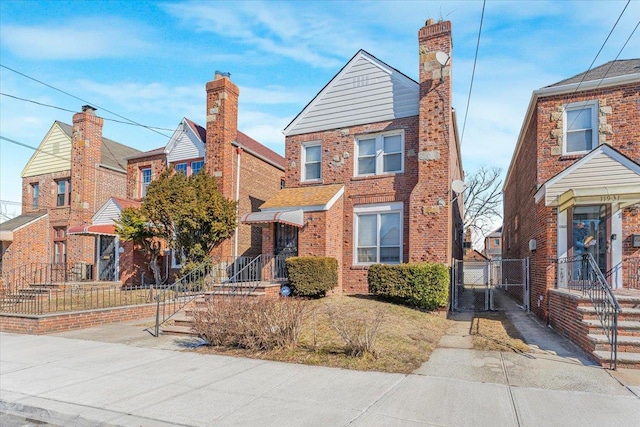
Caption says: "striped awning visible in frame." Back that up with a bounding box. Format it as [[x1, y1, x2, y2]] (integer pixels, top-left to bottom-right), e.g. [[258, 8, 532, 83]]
[[240, 209, 304, 227], [67, 224, 117, 236]]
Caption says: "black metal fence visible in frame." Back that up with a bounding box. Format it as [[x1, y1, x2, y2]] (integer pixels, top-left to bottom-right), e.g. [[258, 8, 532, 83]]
[[1, 262, 94, 297]]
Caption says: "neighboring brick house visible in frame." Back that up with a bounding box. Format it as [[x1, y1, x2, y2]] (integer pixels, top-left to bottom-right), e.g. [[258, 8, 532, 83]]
[[503, 59, 640, 320], [87, 73, 285, 284], [0, 107, 141, 284], [242, 19, 464, 293], [483, 227, 502, 260]]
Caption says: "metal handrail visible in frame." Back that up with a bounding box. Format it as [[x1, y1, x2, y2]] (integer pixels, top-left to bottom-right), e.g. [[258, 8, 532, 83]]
[[579, 253, 620, 370], [149, 254, 288, 337]]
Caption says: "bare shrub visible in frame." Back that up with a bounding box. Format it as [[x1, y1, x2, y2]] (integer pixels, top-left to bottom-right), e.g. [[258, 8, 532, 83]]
[[325, 305, 385, 357], [191, 296, 313, 350]]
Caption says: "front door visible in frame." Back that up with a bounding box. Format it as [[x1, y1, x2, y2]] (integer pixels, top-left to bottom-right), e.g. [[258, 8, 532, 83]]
[[98, 236, 117, 281], [569, 205, 609, 275], [274, 224, 298, 279]]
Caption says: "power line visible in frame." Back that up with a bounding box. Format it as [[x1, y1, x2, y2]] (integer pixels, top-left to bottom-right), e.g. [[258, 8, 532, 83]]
[[0, 63, 172, 139], [565, 1, 633, 132], [460, 0, 485, 146], [0, 92, 176, 131]]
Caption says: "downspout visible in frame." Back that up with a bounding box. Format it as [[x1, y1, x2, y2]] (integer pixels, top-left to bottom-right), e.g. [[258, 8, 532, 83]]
[[234, 147, 242, 261]]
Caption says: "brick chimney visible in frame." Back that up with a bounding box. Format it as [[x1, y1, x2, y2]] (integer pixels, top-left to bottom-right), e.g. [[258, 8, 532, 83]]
[[69, 105, 104, 264], [205, 71, 239, 198], [408, 19, 454, 264]]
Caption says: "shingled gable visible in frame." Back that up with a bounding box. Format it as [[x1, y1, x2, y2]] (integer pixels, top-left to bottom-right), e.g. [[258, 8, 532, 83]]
[[283, 49, 419, 136]]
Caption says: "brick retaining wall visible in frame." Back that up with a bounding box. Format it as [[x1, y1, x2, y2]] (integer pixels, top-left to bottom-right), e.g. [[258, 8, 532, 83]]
[[0, 303, 159, 335]]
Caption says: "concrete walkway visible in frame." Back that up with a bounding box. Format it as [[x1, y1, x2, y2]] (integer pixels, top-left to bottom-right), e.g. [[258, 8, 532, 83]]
[[1, 292, 640, 426]]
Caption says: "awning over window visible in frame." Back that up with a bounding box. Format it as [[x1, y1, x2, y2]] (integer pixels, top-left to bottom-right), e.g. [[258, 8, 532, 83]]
[[67, 224, 117, 236], [240, 210, 304, 228]]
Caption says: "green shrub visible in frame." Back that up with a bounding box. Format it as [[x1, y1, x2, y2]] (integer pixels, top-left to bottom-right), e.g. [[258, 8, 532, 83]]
[[368, 262, 449, 310], [285, 256, 338, 297]]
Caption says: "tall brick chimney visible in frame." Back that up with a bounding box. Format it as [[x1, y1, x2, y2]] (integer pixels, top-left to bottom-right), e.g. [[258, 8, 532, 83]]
[[205, 71, 239, 198], [408, 19, 454, 264], [69, 105, 104, 264]]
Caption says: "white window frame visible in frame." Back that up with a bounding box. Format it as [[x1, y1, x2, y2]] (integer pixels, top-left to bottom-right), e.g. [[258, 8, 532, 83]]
[[563, 100, 598, 155], [140, 168, 152, 198], [355, 130, 404, 177], [353, 202, 403, 265], [171, 248, 184, 269], [301, 141, 322, 182]]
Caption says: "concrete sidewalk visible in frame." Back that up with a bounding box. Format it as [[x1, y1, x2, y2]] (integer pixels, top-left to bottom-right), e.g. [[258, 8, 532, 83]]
[[2, 295, 640, 426]]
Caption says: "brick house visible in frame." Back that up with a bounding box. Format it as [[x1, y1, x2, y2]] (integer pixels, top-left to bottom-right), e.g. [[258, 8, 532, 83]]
[[483, 226, 502, 260], [86, 73, 285, 285], [0, 107, 141, 284], [503, 60, 640, 318], [242, 19, 464, 293]]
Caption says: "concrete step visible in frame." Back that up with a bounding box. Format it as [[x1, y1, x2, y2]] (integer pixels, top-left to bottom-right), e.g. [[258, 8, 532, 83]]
[[583, 319, 640, 336], [160, 325, 197, 336], [578, 306, 640, 322], [593, 350, 640, 369], [589, 334, 640, 353], [614, 294, 640, 309]]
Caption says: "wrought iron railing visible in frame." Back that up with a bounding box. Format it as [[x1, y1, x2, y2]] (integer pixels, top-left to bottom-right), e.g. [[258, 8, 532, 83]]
[[0, 283, 153, 315], [149, 254, 290, 337], [1, 262, 94, 300], [555, 254, 620, 369]]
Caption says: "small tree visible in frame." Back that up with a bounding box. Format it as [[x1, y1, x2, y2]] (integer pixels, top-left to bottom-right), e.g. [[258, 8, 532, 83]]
[[115, 207, 165, 289], [463, 165, 502, 247], [136, 169, 237, 273]]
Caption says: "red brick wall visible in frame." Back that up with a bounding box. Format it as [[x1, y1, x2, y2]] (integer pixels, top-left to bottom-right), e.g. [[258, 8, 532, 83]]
[[1, 215, 50, 286], [126, 154, 167, 200], [0, 303, 158, 334], [235, 150, 284, 258]]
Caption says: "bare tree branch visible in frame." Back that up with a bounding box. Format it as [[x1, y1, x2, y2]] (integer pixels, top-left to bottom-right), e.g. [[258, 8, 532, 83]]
[[463, 165, 502, 247]]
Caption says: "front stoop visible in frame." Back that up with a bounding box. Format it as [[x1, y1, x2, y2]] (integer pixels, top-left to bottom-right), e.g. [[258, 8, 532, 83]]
[[159, 282, 284, 337], [580, 294, 640, 369]]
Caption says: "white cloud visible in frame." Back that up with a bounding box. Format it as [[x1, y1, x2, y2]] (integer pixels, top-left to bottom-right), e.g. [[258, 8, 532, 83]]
[[0, 17, 154, 60]]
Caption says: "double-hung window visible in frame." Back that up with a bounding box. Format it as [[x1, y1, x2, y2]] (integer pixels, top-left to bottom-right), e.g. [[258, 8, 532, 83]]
[[356, 131, 403, 176], [354, 203, 402, 264], [564, 100, 598, 155], [56, 179, 71, 206], [191, 160, 204, 175], [53, 227, 67, 264], [175, 163, 188, 175], [31, 183, 40, 209], [302, 142, 321, 181], [140, 168, 152, 197]]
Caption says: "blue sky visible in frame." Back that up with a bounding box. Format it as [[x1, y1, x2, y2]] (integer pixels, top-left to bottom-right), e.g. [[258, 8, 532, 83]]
[[1, 0, 638, 222]]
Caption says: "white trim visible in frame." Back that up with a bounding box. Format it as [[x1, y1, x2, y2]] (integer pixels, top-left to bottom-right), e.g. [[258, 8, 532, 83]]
[[171, 248, 183, 269], [354, 130, 404, 177], [610, 207, 622, 289], [562, 100, 598, 155], [353, 202, 403, 265], [301, 141, 322, 182]]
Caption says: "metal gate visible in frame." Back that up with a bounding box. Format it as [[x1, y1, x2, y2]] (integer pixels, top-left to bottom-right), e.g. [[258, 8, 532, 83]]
[[451, 258, 529, 312]]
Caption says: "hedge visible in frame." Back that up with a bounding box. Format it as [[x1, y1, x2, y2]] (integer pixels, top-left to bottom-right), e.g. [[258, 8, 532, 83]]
[[368, 262, 449, 310], [285, 256, 338, 297]]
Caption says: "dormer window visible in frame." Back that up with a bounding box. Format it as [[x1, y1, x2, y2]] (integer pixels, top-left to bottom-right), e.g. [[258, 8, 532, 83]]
[[564, 100, 598, 155]]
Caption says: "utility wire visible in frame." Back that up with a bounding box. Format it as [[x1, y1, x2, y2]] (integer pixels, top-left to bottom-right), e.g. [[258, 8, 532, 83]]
[[0, 93, 176, 131], [565, 1, 633, 132], [460, 0, 485, 146], [0, 64, 172, 139]]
